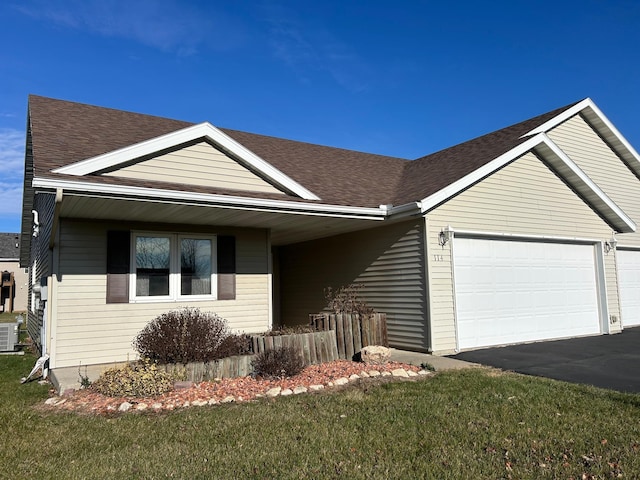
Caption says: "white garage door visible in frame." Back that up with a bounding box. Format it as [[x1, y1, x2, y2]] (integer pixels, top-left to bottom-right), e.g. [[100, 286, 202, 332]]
[[454, 238, 601, 350], [617, 250, 640, 328]]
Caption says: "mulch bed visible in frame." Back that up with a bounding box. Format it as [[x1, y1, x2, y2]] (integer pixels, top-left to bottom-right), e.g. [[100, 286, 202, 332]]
[[40, 360, 425, 415]]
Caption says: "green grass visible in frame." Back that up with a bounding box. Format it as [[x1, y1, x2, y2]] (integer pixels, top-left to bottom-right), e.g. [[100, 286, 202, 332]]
[[0, 311, 25, 322], [1, 355, 639, 479]]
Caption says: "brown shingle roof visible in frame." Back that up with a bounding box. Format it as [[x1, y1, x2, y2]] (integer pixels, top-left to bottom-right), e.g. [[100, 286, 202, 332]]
[[393, 101, 582, 206], [27, 95, 582, 209], [28, 95, 192, 175], [0, 233, 20, 260], [219, 128, 408, 207]]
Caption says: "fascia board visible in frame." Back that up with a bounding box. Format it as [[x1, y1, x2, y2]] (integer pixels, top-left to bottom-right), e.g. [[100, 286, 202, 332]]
[[524, 98, 640, 177], [535, 135, 636, 233], [51, 122, 321, 201], [523, 98, 593, 137], [386, 202, 422, 219], [32, 177, 386, 220], [419, 135, 545, 213], [579, 102, 640, 177]]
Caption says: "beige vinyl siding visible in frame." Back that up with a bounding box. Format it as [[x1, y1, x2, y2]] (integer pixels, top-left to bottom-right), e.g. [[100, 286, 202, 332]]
[[279, 220, 428, 351], [0, 261, 28, 312], [426, 152, 618, 354], [103, 141, 284, 195], [27, 192, 56, 351], [51, 220, 271, 369], [547, 114, 640, 247]]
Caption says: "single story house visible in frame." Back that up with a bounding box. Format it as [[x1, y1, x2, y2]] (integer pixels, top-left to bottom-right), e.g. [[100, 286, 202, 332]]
[[0, 232, 28, 312], [20, 95, 640, 373]]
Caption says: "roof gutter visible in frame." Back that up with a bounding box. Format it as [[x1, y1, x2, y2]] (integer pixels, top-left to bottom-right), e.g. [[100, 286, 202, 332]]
[[381, 202, 423, 219], [32, 177, 390, 221]]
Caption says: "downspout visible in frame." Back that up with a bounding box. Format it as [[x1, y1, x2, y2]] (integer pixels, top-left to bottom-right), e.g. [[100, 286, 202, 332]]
[[49, 188, 63, 250], [422, 215, 434, 353], [31, 210, 39, 238], [48, 189, 63, 370]]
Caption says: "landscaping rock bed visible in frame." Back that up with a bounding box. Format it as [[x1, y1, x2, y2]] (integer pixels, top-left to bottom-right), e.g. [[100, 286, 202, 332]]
[[41, 360, 430, 415]]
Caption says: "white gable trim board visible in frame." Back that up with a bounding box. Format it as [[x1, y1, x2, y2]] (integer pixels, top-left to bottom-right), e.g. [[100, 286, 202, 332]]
[[51, 122, 321, 201], [451, 233, 607, 351], [525, 98, 640, 178], [419, 134, 636, 234]]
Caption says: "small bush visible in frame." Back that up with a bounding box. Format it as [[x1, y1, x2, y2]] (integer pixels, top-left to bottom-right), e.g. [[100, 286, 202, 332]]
[[134, 307, 238, 364], [252, 346, 305, 379], [92, 360, 177, 397], [216, 333, 252, 358], [324, 283, 374, 319], [263, 325, 316, 336]]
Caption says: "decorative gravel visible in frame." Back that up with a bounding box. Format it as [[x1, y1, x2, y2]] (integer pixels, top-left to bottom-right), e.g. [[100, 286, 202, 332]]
[[42, 360, 428, 415]]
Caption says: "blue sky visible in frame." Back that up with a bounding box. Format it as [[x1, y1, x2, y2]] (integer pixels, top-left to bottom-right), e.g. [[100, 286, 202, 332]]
[[1, 0, 639, 233]]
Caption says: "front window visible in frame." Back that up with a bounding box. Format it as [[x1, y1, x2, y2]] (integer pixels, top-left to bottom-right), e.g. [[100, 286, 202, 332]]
[[180, 238, 212, 296], [131, 233, 216, 301], [135, 236, 170, 297]]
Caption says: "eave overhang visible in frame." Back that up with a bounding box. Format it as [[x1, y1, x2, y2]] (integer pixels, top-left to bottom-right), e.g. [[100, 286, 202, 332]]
[[32, 177, 387, 220]]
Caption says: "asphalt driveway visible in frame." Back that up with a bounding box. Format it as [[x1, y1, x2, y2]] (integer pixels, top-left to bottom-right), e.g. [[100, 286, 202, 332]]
[[449, 327, 640, 393]]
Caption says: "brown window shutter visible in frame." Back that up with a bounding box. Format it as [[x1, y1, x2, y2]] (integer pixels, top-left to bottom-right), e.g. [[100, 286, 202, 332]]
[[217, 235, 236, 300], [106, 230, 130, 303]]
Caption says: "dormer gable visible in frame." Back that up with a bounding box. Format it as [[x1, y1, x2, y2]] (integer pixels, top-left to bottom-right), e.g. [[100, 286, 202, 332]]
[[53, 122, 320, 200]]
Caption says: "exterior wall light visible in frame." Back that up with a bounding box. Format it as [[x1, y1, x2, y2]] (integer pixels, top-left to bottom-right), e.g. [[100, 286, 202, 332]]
[[438, 225, 453, 248], [604, 235, 618, 254]]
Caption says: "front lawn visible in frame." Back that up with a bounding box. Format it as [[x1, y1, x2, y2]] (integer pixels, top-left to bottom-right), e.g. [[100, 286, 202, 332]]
[[0, 311, 25, 322], [1, 354, 639, 479]]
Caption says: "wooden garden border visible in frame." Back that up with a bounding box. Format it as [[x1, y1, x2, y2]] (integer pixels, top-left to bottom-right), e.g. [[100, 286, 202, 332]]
[[159, 330, 339, 382], [309, 313, 388, 360]]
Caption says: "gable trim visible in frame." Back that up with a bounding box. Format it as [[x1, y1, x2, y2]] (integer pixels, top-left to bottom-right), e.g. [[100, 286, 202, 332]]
[[524, 98, 640, 178], [51, 122, 321, 201], [419, 134, 636, 233], [419, 135, 543, 213], [534, 135, 635, 233], [523, 98, 593, 137]]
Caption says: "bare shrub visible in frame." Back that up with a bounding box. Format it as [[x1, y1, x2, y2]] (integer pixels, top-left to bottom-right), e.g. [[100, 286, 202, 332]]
[[263, 325, 316, 336], [252, 346, 305, 379], [215, 333, 252, 358], [134, 307, 236, 364], [324, 283, 374, 319]]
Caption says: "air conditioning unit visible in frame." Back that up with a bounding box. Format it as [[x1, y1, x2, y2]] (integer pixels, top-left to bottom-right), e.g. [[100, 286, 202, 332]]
[[0, 322, 19, 352]]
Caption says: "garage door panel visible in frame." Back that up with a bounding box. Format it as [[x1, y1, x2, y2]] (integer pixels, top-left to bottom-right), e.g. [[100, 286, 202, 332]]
[[618, 250, 640, 327], [454, 238, 600, 350]]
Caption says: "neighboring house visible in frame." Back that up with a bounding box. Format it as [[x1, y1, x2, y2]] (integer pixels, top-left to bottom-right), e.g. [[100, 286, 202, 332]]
[[0, 233, 28, 312], [20, 95, 640, 374]]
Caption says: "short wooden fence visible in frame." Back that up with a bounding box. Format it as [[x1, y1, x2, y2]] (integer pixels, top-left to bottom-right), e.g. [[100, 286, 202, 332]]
[[309, 313, 388, 361], [160, 354, 255, 383], [250, 330, 339, 366], [159, 330, 339, 382]]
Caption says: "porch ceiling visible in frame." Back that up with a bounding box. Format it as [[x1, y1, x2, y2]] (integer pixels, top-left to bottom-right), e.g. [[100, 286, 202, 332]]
[[56, 193, 388, 245]]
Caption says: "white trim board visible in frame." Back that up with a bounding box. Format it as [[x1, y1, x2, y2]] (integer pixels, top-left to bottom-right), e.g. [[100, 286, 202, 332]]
[[32, 177, 388, 221], [524, 98, 640, 178]]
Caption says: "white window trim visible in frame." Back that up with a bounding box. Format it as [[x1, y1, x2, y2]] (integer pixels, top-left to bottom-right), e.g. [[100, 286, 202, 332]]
[[129, 232, 218, 303]]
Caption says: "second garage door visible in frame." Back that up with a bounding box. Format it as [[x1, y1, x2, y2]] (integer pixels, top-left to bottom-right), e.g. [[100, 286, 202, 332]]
[[454, 238, 601, 350], [617, 250, 640, 328]]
